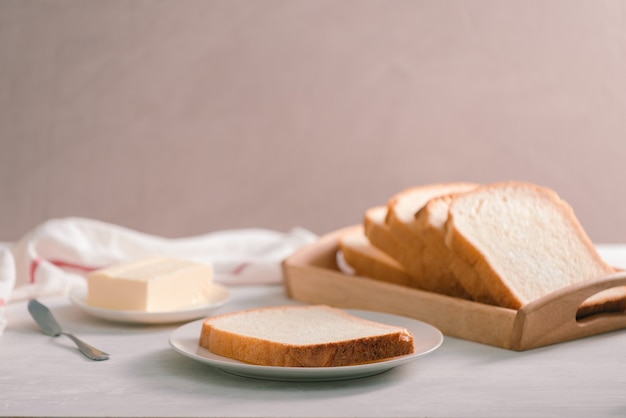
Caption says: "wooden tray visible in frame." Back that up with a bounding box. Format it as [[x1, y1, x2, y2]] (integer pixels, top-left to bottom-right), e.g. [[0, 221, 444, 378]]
[[282, 226, 626, 351]]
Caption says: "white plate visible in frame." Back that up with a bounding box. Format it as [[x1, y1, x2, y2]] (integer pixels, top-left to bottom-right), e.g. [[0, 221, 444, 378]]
[[69, 285, 230, 324], [168, 310, 443, 381]]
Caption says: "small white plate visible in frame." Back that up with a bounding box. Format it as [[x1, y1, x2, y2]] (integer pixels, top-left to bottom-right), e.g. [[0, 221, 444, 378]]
[[69, 285, 230, 324], [169, 310, 443, 381]]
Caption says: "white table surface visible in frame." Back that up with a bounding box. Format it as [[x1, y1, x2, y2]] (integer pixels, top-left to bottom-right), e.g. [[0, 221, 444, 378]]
[[3, 255, 626, 417]]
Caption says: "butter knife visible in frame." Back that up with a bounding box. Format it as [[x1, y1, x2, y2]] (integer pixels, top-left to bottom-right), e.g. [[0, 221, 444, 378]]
[[28, 299, 110, 361]]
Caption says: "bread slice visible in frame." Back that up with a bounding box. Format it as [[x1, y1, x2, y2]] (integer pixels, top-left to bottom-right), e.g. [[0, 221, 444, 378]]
[[409, 192, 478, 300], [445, 181, 624, 317], [198, 305, 415, 367], [371, 183, 477, 297], [339, 226, 412, 287], [364, 204, 442, 292], [363, 205, 409, 262], [385, 183, 478, 246]]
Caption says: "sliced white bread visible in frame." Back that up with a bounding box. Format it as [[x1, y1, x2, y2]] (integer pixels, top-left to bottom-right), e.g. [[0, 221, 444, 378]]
[[364, 204, 442, 291], [363, 205, 409, 262], [377, 183, 478, 297], [411, 193, 476, 299], [385, 183, 478, 245], [199, 305, 415, 367], [339, 226, 412, 287], [445, 181, 624, 317]]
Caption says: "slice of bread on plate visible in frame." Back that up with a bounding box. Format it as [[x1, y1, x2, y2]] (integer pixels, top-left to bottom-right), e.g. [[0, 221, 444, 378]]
[[445, 181, 625, 317], [339, 225, 412, 287], [198, 305, 415, 367]]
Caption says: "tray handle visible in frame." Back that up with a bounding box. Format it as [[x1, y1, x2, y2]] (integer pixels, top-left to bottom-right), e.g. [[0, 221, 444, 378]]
[[512, 271, 626, 350]]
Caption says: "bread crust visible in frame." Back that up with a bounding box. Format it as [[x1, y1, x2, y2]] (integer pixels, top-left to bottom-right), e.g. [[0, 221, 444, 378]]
[[339, 226, 412, 287], [412, 194, 473, 299], [363, 206, 425, 288], [199, 306, 415, 367], [378, 183, 477, 297], [363, 206, 409, 262]]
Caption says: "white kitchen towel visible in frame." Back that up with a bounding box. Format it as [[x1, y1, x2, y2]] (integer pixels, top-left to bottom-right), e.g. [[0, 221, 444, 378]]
[[0, 217, 317, 336]]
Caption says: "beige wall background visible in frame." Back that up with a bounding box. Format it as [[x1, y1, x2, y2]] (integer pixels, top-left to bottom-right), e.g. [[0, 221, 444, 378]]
[[1, 0, 625, 243]]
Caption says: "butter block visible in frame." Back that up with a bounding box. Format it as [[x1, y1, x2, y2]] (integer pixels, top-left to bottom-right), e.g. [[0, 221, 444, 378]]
[[87, 256, 214, 312]]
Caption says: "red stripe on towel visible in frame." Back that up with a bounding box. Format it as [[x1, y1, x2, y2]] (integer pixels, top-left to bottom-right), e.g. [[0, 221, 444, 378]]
[[47, 259, 102, 272], [29, 257, 103, 283], [231, 262, 250, 275], [29, 257, 41, 283]]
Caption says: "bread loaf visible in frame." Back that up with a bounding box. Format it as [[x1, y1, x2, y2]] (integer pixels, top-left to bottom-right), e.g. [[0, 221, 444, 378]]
[[340, 181, 624, 318], [199, 305, 415, 367]]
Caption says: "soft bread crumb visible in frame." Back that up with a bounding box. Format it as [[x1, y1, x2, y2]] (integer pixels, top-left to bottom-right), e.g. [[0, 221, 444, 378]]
[[445, 182, 622, 315]]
